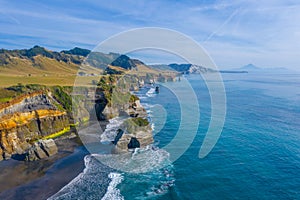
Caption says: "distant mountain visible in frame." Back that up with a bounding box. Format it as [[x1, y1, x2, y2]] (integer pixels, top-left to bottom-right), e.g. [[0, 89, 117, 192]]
[[233, 64, 293, 73], [150, 63, 216, 74], [238, 64, 261, 71]]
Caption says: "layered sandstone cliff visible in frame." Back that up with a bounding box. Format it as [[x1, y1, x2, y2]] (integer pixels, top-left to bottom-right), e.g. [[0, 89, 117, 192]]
[[0, 92, 69, 160]]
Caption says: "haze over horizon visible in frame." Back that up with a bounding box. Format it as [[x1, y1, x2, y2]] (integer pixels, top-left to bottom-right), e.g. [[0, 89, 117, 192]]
[[0, 0, 300, 70]]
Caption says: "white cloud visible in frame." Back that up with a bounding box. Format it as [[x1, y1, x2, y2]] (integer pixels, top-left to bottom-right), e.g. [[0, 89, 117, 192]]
[[0, 0, 299, 70]]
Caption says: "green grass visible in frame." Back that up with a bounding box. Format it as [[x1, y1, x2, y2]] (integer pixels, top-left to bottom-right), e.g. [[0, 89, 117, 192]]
[[42, 127, 70, 140], [0, 97, 12, 103]]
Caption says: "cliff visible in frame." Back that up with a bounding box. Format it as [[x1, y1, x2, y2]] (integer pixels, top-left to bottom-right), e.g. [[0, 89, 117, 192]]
[[150, 63, 217, 74], [0, 91, 70, 160], [113, 118, 153, 151], [93, 75, 153, 151]]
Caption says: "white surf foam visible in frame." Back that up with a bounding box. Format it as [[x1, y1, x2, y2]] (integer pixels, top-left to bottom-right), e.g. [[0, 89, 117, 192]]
[[48, 155, 122, 200], [146, 87, 156, 97], [93, 145, 171, 173], [101, 173, 124, 200], [100, 117, 125, 142]]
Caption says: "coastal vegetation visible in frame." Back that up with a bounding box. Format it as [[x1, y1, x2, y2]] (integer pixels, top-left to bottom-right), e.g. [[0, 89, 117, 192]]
[[0, 45, 181, 161]]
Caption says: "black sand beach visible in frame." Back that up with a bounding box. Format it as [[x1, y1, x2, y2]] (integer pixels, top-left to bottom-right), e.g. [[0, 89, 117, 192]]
[[0, 137, 89, 200]]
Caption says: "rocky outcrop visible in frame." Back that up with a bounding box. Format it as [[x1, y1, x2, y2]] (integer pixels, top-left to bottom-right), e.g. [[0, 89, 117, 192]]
[[155, 63, 216, 74], [126, 100, 147, 118], [0, 109, 68, 159], [188, 64, 217, 74], [94, 75, 154, 152], [113, 118, 153, 151], [101, 99, 147, 120], [115, 129, 153, 151], [0, 92, 56, 118], [25, 139, 58, 161], [95, 76, 147, 121], [0, 92, 69, 161]]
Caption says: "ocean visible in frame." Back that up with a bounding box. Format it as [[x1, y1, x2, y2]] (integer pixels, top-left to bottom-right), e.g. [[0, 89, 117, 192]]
[[49, 72, 300, 200]]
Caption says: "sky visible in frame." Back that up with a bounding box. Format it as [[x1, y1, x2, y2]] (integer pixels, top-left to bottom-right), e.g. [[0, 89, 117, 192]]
[[0, 0, 300, 70]]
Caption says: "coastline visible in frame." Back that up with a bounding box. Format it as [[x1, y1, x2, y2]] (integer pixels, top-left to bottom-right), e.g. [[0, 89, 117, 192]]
[[0, 79, 159, 199], [0, 137, 88, 200]]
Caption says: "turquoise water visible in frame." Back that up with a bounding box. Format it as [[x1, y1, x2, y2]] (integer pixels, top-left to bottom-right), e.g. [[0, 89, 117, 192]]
[[123, 73, 300, 199], [50, 72, 300, 200]]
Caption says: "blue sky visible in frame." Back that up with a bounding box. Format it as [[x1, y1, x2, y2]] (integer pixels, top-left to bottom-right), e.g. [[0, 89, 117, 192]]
[[0, 0, 300, 69]]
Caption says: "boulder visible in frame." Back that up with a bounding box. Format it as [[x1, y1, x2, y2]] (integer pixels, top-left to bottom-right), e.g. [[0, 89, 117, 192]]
[[40, 139, 58, 156], [25, 139, 58, 161], [33, 142, 48, 159], [3, 152, 11, 160]]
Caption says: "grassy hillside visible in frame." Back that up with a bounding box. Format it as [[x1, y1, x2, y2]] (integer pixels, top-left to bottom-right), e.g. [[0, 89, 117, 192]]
[[0, 45, 179, 88], [0, 46, 103, 87]]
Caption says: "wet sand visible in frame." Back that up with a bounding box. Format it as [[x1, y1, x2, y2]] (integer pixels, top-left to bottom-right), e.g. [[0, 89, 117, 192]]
[[0, 137, 89, 200]]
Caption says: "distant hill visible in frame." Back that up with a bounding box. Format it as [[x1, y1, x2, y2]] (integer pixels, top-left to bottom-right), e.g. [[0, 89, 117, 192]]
[[0, 46, 83, 75], [110, 55, 144, 70], [105, 55, 171, 76], [0, 46, 105, 86], [150, 63, 216, 74], [85, 52, 120, 69], [61, 47, 91, 57], [0, 46, 94, 65], [0, 45, 179, 87]]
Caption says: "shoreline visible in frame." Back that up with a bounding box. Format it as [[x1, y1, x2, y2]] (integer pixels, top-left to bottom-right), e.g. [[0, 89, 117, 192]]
[[0, 137, 89, 200], [0, 84, 154, 199]]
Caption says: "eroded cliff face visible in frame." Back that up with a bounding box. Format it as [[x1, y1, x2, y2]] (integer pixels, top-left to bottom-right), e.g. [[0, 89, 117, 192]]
[[0, 92, 56, 118], [94, 75, 154, 152], [0, 92, 69, 160]]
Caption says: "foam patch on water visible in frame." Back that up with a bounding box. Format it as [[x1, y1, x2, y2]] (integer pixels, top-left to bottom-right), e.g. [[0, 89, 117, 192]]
[[151, 123, 155, 131], [48, 155, 115, 200], [146, 88, 156, 97], [100, 117, 125, 142], [93, 146, 171, 173], [101, 173, 124, 200], [119, 151, 175, 199]]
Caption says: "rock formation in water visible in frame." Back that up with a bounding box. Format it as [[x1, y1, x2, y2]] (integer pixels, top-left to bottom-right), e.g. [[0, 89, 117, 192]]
[[93, 75, 154, 152], [115, 117, 153, 151]]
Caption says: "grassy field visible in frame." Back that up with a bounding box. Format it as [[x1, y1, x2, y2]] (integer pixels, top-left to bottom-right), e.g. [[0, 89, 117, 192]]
[[0, 54, 104, 88], [0, 74, 104, 87]]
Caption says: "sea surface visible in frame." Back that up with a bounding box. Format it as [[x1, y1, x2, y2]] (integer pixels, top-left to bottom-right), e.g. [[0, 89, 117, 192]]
[[50, 72, 300, 200]]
